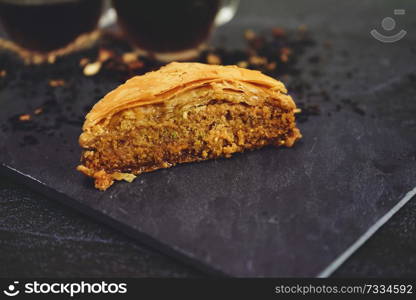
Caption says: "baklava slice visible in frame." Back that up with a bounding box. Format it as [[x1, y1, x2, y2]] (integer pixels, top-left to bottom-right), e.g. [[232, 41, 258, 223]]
[[77, 62, 301, 190]]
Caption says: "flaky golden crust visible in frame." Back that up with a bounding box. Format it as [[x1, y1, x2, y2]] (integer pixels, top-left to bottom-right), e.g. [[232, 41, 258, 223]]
[[82, 62, 293, 130], [77, 62, 301, 190]]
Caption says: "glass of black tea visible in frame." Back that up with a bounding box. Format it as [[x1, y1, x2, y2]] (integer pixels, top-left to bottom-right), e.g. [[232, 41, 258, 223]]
[[0, 0, 104, 52], [112, 0, 239, 61]]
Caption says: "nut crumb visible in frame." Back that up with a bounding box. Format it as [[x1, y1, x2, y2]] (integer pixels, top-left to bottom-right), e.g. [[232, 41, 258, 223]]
[[19, 114, 31, 121], [122, 52, 138, 64], [49, 79, 66, 87], [237, 61, 248, 68], [127, 60, 144, 70], [34, 108, 43, 115], [280, 47, 292, 63], [98, 48, 114, 62], [244, 29, 256, 41], [266, 62, 277, 71], [207, 53, 221, 65], [79, 58, 90, 67], [0, 70, 7, 77], [249, 55, 267, 66], [83, 61, 102, 76], [47, 55, 56, 64]]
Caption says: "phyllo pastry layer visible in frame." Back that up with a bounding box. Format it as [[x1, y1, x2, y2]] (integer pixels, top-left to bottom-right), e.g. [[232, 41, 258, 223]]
[[77, 62, 301, 190]]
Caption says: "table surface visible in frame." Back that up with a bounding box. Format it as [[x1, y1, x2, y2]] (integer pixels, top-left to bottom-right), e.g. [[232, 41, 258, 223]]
[[1, 174, 416, 278], [1, 0, 416, 277]]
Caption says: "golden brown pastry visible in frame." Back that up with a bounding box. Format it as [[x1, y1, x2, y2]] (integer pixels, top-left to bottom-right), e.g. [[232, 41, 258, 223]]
[[77, 62, 301, 190]]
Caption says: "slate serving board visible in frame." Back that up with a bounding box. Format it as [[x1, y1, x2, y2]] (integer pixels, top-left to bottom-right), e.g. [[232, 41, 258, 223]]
[[1, 0, 416, 277]]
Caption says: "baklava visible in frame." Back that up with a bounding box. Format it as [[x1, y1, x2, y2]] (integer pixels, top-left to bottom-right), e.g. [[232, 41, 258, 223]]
[[77, 62, 301, 190]]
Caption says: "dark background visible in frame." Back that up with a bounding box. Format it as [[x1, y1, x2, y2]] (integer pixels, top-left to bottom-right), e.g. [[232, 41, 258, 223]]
[[1, 0, 416, 277]]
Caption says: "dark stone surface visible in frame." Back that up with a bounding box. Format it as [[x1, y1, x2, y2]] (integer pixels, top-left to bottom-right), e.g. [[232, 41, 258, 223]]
[[0, 175, 201, 278], [1, 0, 416, 277], [1, 174, 416, 278]]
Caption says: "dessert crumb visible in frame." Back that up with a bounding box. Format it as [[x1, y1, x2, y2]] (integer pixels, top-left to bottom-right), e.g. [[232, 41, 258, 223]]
[[237, 61, 248, 68], [207, 53, 221, 65], [79, 57, 90, 67], [98, 48, 114, 62], [122, 52, 138, 64], [83, 61, 102, 76], [244, 29, 256, 41], [19, 114, 31, 121], [49, 79, 66, 87], [34, 108, 43, 115]]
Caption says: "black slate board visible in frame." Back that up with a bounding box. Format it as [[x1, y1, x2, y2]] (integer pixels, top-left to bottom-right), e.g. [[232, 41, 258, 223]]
[[1, 0, 416, 277]]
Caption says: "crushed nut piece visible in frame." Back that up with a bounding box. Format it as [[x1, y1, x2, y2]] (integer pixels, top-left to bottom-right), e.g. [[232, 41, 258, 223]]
[[266, 62, 277, 71], [83, 61, 102, 76], [249, 55, 267, 66], [122, 52, 138, 64], [34, 108, 43, 115], [280, 47, 293, 63], [19, 114, 31, 121], [0, 70, 6, 77], [244, 29, 256, 41], [127, 60, 144, 70], [98, 48, 114, 62], [207, 53, 221, 65], [47, 55, 56, 64], [237, 61, 248, 68], [79, 58, 90, 67], [49, 79, 66, 87]]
